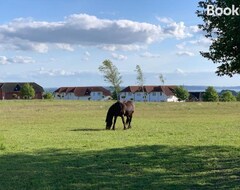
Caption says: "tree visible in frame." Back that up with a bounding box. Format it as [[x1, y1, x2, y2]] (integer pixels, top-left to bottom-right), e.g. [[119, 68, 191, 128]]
[[236, 92, 240, 101], [159, 74, 165, 86], [220, 91, 236, 102], [43, 92, 54, 100], [203, 86, 219, 102], [135, 65, 147, 101], [98, 60, 122, 100], [20, 83, 35, 99], [197, 0, 240, 77], [174, 86, 189, 101], [159, 73, 166, 96]]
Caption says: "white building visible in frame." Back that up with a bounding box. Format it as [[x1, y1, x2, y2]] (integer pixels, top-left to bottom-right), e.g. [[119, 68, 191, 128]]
[[120, 86, 178, 102], [54, 86, 111, 100]]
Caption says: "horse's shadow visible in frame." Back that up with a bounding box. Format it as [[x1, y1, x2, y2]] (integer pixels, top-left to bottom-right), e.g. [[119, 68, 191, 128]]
[[70, 128, 105, 132]]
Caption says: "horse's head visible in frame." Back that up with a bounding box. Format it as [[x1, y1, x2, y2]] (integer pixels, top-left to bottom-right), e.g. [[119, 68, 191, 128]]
[[106, 119, 112, 130]]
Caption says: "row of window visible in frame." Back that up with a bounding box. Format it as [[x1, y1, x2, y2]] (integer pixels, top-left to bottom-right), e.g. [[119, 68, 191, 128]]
[[56, 92, 102, 96], [122, 92, 163, 96]]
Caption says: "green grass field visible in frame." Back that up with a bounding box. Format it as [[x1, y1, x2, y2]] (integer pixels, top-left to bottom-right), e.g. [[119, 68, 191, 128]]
[[0, 100, 239, 189]]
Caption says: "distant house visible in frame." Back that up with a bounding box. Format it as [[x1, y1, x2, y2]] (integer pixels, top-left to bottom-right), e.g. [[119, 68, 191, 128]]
[[54, 86, 111, 100], [120, 85, 178, 102], [188, 91, 204, 101], [0, 82, 44, 100]]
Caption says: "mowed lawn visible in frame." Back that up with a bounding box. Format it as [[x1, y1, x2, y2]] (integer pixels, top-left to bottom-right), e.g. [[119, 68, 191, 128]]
[[0, 100, 239, 189]]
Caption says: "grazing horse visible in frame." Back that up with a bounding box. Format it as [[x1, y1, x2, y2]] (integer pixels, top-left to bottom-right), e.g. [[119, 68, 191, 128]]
[[105, 101, 135, 130]]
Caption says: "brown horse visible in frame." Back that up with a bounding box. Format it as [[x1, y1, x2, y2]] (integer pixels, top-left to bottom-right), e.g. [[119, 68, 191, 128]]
[[105, 101, 135, 130]]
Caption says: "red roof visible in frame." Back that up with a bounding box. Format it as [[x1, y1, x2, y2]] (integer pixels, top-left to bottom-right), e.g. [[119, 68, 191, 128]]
[[55, 86, 111, 97]]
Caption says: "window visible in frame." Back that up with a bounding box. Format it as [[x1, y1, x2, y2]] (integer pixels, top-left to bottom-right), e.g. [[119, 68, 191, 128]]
[[152, 92, 156, 96], [14, 84, 21, 91], [128, 92, 132, 96]]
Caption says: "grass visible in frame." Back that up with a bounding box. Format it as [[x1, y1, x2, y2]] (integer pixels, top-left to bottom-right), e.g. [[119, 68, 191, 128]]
[[0, 100, 239, 189]]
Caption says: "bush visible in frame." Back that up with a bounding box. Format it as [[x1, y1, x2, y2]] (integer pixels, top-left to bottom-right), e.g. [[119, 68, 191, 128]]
[[236, 92, 240, 101], [43, 92, 54, 100], [174, 86, 189, 101], [20, 83, 35, 99], [203, 86, 219, 102], [220, 91, 236, 102]]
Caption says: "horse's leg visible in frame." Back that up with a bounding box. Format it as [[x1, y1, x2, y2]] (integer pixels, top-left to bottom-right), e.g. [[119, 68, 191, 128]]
[[126, 116, 129, 125], [128, 115, 132, 128], [121, 115, 126, 130], [112, 116, 117, 130]]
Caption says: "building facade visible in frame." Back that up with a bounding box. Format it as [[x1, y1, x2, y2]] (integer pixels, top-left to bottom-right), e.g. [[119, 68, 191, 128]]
[[54, 86, 111, 101], [120, 86, 178, 102], [0, 82, 44, 100]]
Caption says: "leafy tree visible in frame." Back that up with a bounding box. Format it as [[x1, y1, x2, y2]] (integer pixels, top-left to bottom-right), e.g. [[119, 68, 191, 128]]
[[20, 83, 35, 99], [135, 65, 146, 101], [99, 60, 122, 100], [43, 92, 54, 99], [220, 91, 236, 101], [111, 90, 118, 100], [236, 92, 240, 101], [159, 74, 165, 86], [203, 86, 219, 102], [135, 65, 145, 88], [174, 86, 189, 101], [197, 0, 240, 77]]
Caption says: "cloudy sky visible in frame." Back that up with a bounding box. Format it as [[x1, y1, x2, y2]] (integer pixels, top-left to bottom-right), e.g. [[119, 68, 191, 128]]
[[0, 0, 239, 87]]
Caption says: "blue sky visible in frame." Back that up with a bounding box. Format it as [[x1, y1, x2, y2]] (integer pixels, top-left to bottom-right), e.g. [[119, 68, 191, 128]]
[[0, 0, 239, 87]]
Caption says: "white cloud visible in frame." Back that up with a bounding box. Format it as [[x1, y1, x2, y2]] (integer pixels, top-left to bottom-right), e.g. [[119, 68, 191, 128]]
[[111, 53, 127, 60], [140, 52, 161, 58], [81, 51, 91, 61], [163, 21, 191, 39], [189, 25, 201, 33], [157, 17, 196, 40], [0, 14, 197, 52], [0, 55, 35, 64], [84, 51, 90, 57], [176, 37, 211, 55], [176, 43, 186, 50], [8, 56, 36, 64], [176, 51, 194, 57], [189, 37, 211, 47], [100, 44, 146, 51], [0, 35, 49, 53], [156, 17, 174, 24], [175, 68, 185, 75], [56, 43, 74, 51], [0, 56, 8, 64], [0, 14, 161, 47], [38, 68, 76, 76]]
